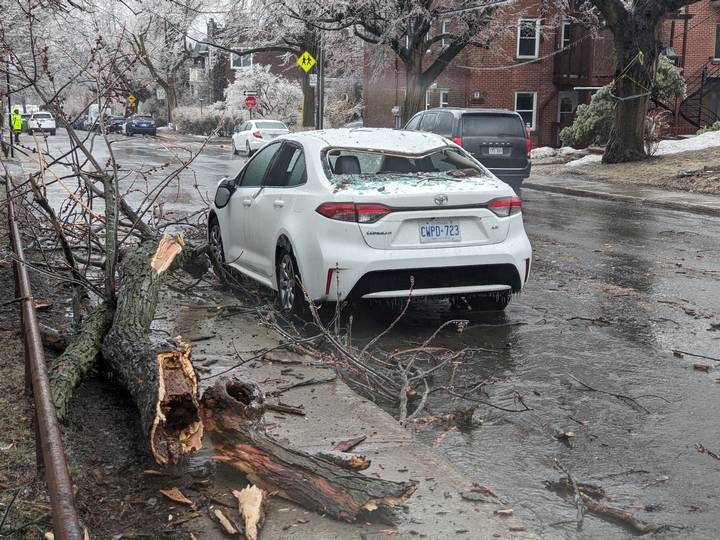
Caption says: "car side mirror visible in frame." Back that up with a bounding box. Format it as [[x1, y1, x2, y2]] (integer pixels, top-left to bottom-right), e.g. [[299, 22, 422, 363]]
[[214, 178, 235, 208]]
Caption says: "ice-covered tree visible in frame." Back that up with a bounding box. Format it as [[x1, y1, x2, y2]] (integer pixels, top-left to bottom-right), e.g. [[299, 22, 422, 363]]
[[225, 65, 302, 125]]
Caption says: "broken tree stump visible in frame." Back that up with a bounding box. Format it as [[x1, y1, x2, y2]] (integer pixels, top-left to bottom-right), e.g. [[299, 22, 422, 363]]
[[101, 234, 203, 464], [201, 377, 416, 521]]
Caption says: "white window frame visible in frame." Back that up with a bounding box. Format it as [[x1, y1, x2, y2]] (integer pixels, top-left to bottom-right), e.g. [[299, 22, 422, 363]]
[[440, 90, 449, 108], [425, 90, 431, 110], [515, 91, 537, 131], [516, 19, 541, 59], [231, 49, 253, 69], [441, 19, 451, 47], [561, 20, 571, 50]]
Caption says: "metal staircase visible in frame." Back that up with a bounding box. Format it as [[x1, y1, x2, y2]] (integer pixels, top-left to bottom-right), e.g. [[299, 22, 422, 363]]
[[678, 60, 720, 128]]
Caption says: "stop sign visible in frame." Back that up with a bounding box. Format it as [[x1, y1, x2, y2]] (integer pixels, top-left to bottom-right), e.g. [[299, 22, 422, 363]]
[[245, 95, 257, 109]]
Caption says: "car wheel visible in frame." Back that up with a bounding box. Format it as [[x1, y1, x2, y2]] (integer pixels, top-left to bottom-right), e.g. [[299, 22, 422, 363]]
[[276, 247, 305, 316], [246, 140, 252, 156], [208, 217, 229, 282], [467, 291, 512, 311]]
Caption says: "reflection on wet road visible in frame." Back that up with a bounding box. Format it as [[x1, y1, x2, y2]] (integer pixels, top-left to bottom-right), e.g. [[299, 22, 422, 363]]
[[348, 190, 720, 539]]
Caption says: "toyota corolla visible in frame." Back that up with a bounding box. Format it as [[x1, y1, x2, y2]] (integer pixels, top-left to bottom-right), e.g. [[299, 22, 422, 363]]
[[208, 128, 532, 314]]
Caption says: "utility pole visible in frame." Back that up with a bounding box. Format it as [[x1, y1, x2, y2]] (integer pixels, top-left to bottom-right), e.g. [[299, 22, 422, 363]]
[[6, 54, 14, 158], [315, 32, 324, 130]]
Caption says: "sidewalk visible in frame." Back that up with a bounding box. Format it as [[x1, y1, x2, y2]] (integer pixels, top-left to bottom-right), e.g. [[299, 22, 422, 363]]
[[525, 173, 720, 217], [157, 288, 536, 539]]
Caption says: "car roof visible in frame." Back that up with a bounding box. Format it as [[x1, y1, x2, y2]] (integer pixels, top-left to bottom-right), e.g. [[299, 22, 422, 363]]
[[420, 107, 521, 117], [280, 128, 452, 154]]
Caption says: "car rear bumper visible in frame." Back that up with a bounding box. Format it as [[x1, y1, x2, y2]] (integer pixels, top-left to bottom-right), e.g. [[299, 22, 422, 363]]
[[130, 126, 157, 134], [488, 161, 532, 180], [249, 138, 268, 151], [308, 219, 531, 302]]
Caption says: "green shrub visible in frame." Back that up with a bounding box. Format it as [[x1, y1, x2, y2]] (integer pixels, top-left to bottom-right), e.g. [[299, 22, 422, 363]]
[[560, 55, 686, 148], [697, 121, 720, 135]]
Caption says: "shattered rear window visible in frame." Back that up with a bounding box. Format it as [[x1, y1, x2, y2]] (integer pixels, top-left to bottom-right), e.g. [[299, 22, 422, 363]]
[[326, 147, 490, 192]]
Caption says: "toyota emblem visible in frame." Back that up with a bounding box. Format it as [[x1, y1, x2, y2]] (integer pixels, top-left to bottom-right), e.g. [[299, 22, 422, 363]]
[[434, 194, 448, 206]]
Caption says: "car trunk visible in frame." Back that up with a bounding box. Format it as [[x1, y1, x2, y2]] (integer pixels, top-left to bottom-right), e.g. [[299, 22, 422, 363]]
[[351, 186, 510, 250], [461, 113, 528, 169]]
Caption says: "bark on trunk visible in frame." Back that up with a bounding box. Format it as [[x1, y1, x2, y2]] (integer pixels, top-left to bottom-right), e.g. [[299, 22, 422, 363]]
[[49, 303, 114, 421], [402, 57, 427, 125], [201, 377, 416, 521], [301, 73, 316, 128], [101, 234, 204, 464]]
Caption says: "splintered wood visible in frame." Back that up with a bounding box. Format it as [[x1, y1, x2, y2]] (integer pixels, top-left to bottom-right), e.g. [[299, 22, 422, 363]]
[[233, 486, 267, 540]]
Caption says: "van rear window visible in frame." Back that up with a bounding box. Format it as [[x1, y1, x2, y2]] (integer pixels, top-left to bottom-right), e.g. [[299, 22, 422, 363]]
[[462, 114, 525, 137]]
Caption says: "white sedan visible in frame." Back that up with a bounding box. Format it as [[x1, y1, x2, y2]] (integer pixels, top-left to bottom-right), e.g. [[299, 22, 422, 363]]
[[28, 112, 57, 135], [231, 119, 289, 156], [209, 128, 532, 314]]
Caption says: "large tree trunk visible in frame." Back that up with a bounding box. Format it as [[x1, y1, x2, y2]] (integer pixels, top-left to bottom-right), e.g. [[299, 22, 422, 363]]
[[402, 54, 427, 125], [201, 377, 416, 521], [301, 73, 316, 128], [101, 235, 204, 464]]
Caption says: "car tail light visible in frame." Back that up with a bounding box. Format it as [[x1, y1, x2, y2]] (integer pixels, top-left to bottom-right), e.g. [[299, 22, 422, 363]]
[[487, 196, 522, 217], [524, 258, 530, 282], [450, 136, 463, 147], [252, 130, 262, 139], [325, 268, 335, 295], [315, 202, 392, 223]]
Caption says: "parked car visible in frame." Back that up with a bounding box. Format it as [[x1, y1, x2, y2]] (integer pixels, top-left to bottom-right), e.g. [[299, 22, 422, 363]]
[[107, 115, 126, 134], [208, 128, 532, 315], [124, 114, 157, 136], [71, 115, 88, 131], [231, 119, 290, 156], [404, 108, 532, 193], [27, 112, 56, 135]]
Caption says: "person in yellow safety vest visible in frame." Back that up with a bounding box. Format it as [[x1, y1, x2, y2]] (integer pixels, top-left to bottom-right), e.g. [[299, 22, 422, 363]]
[[10, 108, 22, 143]]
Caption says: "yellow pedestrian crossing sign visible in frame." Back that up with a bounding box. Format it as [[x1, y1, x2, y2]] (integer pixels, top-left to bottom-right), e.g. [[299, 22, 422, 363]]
[[297, 51, 316, 72], [128, 94, 137, 105]]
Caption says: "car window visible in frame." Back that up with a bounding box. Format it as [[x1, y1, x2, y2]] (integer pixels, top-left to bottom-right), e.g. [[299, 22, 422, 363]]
[[238, 143, 281, 187], [264, 144, 306, 187], [418, 113, 438, 132], [404, 114, 422, 130], [33, 113, 52, 119], [462, 114, 526, 137], [256, 121, 287, 130], [238, 122, 248, 132], [434, 113, 454, 137]]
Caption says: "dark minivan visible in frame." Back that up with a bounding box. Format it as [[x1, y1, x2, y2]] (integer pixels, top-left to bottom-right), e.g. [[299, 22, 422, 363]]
[[404, 108, 531, 193]]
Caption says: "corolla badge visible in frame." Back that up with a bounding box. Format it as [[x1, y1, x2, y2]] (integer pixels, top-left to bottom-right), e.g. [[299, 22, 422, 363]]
[[434, 194, 448, 206]]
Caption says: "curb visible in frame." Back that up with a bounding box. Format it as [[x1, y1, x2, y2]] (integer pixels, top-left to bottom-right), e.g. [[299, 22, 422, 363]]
[[524, 181, 720, 218]]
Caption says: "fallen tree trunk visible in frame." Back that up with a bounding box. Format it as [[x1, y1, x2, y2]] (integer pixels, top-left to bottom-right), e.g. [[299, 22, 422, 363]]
[[201, 377, 416, 521], [101, 234, 204, 464], [49, 303, 114, 421]]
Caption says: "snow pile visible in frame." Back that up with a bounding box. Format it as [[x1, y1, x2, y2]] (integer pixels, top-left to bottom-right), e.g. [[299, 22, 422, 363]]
[[566, 131, 720, 167], [655, 131, 720, 155], [558, 146, 584, 156], [531, 146, 557, 159]]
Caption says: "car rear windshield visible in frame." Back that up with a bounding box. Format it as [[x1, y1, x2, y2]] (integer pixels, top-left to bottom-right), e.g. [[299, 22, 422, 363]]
[[33, 113, 52, 119], [462, 114, 525, 137], [255, 121, 286, 129], [325, 148, 489, 185], [135, 115, 153, 120]]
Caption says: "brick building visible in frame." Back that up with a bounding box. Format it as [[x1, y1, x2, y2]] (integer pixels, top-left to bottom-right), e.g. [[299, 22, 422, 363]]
[[363, 0, 720, 146]]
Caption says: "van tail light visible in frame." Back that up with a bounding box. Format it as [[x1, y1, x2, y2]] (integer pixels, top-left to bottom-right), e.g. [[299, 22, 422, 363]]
[[252, 130, 262, 139], [450, 136, 463, 147], [315, 202, 392, 223], [524, 258, 531, 282], [525, 133, 532, 155], [487, 196, 522, 217]]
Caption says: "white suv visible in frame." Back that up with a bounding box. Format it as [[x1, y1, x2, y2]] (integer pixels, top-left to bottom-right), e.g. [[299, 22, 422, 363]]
[[209, 129, 532, 314], [28, 112, 56, 135]]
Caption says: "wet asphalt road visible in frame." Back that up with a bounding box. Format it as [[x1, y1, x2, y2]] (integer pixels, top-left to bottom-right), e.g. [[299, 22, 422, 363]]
[[30, 130, 720, 538]]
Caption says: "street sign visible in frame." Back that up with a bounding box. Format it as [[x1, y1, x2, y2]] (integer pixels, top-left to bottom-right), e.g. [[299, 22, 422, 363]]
[[245, 95, 257, 109], [243, 90, 258, 96], [309, 74, 317, 87], [156, 87, 166, 100], [128, 94, 137, 105], [297, 51, 316, 73]]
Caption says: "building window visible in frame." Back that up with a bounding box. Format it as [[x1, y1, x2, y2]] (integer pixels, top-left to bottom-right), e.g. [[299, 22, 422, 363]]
[[517, 19, 540, 59], [231, 49, 253, 69], [440, 90, 449, 108], [515, 92, 537, 130], [561, 20, 572, 49], [441, 19, 451, 47], [715, 24, 720, 59], [425, 90, 431, 109]]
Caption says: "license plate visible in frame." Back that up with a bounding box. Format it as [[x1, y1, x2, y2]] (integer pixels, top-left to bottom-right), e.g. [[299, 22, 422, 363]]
[[489, 147, 504, 155], [419, 220, 461, 243]]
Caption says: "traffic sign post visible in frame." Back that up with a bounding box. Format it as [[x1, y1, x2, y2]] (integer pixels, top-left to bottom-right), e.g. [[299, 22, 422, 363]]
[[245, 95, 257, 119], [297, 51, 316, 72]]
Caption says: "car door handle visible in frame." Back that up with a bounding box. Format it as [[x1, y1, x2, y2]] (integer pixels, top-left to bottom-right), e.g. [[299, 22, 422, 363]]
[[242, 198, 252, 207], [273, 200, 285, 208]]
